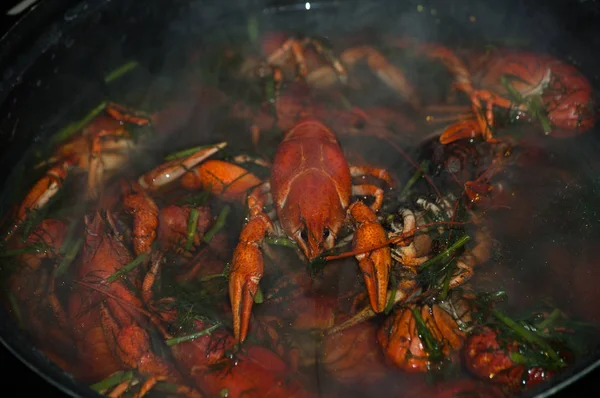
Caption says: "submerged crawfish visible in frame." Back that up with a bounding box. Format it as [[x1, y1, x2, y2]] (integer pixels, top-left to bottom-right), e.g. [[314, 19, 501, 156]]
[[229, 117, 394, 342], [389, 40, 597, 143], [260, 34, 596, 143]]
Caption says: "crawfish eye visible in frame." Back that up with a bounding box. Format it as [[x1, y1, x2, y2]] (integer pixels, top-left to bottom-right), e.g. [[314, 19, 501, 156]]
[[322, 228, 330, 241], [300, 229, 309, 243]]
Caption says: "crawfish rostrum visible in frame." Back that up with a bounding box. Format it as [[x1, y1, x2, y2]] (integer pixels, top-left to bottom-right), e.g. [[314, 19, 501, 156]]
[[0, 29, 599, 398]]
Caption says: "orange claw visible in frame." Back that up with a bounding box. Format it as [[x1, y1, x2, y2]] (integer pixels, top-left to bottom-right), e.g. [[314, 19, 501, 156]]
[[105, 102, 153, 126], [180, 159, 262, 203], [348, 201, 391, 313], [138, 142, 227, 190], [4, 161, 71, 241], [229, 213, 273, 343], [439, 119, 482, 144]]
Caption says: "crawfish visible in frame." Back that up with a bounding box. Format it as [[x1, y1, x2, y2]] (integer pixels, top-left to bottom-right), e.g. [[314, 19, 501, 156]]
[[68, 212, 201, 397], [228, 115, 394, 343], [136, 251, 314, 398], [377, 301, 468, 373], [389, 40, 596, 143], [4, 218, 77, 370], [463, 327, 563, 392]]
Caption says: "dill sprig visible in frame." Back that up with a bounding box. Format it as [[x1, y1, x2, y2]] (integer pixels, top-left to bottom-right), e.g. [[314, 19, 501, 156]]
[[400, 160, 430, 198], [106, 253, 148, 283], [492, 308, 565, 368], [417, 235, 470, 287], [264, 237, 298, 249], [164, 144, 223, 161], [0, 240, 53, 258], [464, 291, 590, 371], [166, 322, 221, 346], [185, 208, 201, 251], [51, 101, 108, 144], [104, 61, 139, 84], [500, 75, 552, 134], [90, 370, 134, 392], [54, 237, 83, 277], [202, 205, 230, 243], [411, 306, 445, 364]]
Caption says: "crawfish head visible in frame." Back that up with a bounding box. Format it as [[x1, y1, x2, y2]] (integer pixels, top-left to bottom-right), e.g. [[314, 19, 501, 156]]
[[271, 119, 352, 261], [277, 172, 347, 260]]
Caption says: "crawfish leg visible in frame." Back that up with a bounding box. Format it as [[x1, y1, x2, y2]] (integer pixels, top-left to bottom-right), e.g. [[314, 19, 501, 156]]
[[266, 37, 311, 78], [133, 375, 202, 398], [351, 184, 385, 211], [449, 224, 493, 289], [340, 46, 419, 107], [105, 103, 152, 126], [231, 154, 272, 168], [348, 201, 391, 313], [123, 189, 159, 257], [349, 165, 394, 187], [88, 128, 131, 198], [4, 163, 70, 241], [349, 165, 394, 211], [108, 381, 131, 398], [389, 208, 429, 268], [140, 253, 176, 326], [47, 274, 70, 332], [387, 39, 497, 143]]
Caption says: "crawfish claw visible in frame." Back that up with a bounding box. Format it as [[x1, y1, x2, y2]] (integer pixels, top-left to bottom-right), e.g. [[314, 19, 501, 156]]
[[229, 270, 262, 343], [348, 201, 391, 313], [229, 214, 272, 342]]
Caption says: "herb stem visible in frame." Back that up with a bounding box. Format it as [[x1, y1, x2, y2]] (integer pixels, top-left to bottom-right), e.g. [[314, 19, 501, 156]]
[[202, 205, 230, 243], [492, 309, 564, 366], [90, 370, 134, 392], [411, 307, 443, 361], [439, 259, 456, 300], [104, 61, 139, 83], [186, 208, 200, 251], [166, 323, 221, 346], [400, 160, 429, 197], [419, 235, 470, 272], [536, 308, 562, 331], [264, 237, 298, 248], [52, 101, 108, 144], [198, 273, 226, 282], [165, 144, 221, 161], [54, 237, 83, 277], [106, 253, 148, 283]]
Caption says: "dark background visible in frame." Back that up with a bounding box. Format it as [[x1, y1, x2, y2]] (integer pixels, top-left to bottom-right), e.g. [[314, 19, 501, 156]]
[[1, 2, 67, 394], [0, 0, 599, 397]]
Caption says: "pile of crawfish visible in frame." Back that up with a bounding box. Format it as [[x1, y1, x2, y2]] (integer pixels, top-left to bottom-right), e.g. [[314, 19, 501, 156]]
[[0, 32, 598, 398]]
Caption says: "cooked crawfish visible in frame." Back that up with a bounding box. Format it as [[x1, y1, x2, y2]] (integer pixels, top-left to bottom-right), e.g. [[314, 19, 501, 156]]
[[135, 251, 314, 398], [377, 302, 466, 372], [228, 116, 394, 343], [463, 326, 564, 392], [389, 40, 596, 143], [236, 33, 417, 105], [68, 212, 201, 397], [2, 104, 151, 242], [4, 218, 76, 369]]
